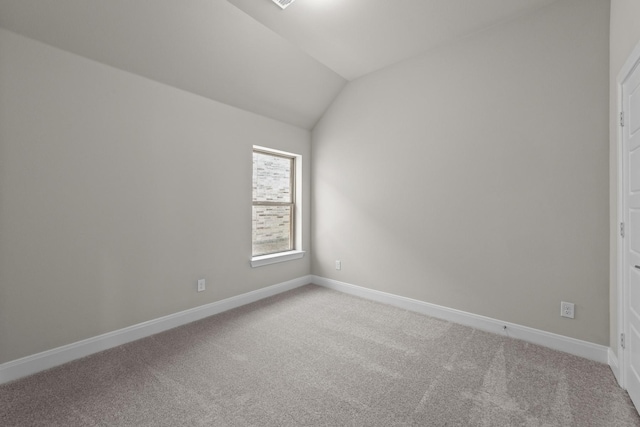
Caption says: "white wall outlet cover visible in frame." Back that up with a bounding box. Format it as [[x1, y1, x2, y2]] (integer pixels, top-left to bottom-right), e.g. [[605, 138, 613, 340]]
[[335, 260, 341, 270], [560, 301, 574, 319], [197, 279, 206, 292]]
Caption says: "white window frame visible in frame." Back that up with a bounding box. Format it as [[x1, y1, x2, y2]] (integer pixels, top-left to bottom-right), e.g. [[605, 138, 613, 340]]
[[250, 146, 304, 267]]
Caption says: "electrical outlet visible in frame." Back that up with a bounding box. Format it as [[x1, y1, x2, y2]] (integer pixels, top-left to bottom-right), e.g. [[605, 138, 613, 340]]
[[335, 260, 341, 270], [197, 279, 206, 292], [561, 301, 574, 319]]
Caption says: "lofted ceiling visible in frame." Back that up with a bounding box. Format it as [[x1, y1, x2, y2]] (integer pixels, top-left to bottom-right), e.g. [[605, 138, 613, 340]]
[[0, 0, 559, 129], [228, 0, 559, 81]]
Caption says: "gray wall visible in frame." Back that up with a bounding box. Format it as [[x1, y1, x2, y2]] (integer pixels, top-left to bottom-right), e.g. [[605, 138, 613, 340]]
[[312, 0, 610, 345], [609, 0, 640, 354], [0, 28, 311, 364]]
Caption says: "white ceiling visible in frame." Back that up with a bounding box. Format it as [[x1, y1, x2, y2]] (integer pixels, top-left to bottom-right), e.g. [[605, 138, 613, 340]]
[[0, 0, 559, 129], [0, 0, 346, 129], [229, 0, 559, 81]]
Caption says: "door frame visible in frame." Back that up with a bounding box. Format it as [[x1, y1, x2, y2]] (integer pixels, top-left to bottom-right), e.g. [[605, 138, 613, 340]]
[[617, 38, 640, 390]]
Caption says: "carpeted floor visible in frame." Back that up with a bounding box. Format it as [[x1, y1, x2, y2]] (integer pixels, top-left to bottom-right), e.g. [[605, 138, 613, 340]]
[[1, 284, 639, 426]]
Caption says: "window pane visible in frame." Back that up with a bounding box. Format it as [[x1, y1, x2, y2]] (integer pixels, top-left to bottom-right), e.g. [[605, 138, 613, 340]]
[[252, 205, 292, 256], [253, 152, 292, 203]]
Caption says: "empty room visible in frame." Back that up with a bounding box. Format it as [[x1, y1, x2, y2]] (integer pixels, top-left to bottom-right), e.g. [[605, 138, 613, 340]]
[[2, 0, 640, 425]]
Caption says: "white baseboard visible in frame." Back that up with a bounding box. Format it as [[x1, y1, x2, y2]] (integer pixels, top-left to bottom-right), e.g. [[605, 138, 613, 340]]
[[0, 274, 613, 385], [312, 276, 609, 364], [609, 348, 622, 385], [0, 275, 312, 385]]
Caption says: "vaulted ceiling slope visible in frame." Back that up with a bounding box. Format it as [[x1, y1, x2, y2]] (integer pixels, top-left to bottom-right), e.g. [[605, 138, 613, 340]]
[[229, 0, 559, 81], [0, 0, 346, 129], [0, 0, 559, 129]]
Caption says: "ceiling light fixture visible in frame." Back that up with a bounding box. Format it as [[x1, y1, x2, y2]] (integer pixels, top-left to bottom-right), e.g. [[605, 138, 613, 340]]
[[272, 0, 296, 10]]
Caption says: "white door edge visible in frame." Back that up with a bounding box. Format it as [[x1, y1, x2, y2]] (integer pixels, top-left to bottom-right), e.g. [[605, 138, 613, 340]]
[[617, 38, 640, 391]]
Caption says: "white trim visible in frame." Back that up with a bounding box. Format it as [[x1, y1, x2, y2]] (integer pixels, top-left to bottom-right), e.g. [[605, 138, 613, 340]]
[[617, 75, 626, 387], [617, 69, 626, 387], [250, 250, 305, 267], [610, 348, 621, 385], [616, 37, 640, 390], [616, 39, 640, 84], [0, 275, 312, 385], [312, 276, 609, 364], [253, 145, 304, 258]]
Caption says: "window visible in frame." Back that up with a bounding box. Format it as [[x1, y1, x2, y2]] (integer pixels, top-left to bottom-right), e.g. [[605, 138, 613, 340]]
[[251, 147, 304, 267], [252, 150, 294, 255]]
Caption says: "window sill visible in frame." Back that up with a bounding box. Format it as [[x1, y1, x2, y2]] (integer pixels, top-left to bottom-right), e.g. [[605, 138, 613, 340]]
[[250, 250, 305, 268]]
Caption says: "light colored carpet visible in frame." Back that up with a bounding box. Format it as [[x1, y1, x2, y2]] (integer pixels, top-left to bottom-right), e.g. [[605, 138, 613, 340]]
[[1, 284, 639, 426]]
